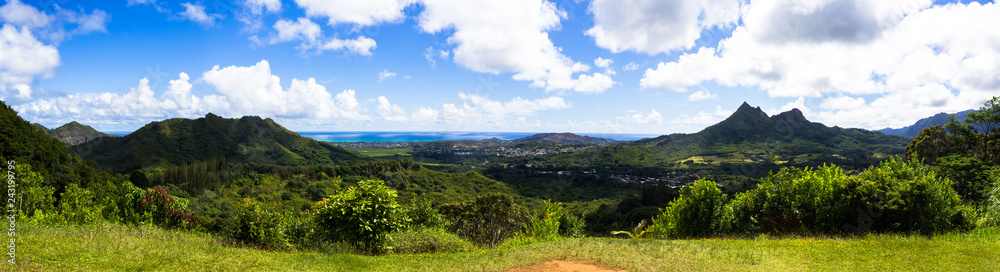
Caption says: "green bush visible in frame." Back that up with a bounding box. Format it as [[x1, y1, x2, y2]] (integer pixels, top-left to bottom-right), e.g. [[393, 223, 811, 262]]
[[651, 179, 726, 238], [387, 228, 475, 254], [116, 180, 151, 225], [229, 197, 289, 250], [558, 212, 586, 238], [16, 162, 55, 218], [57, 183, 103, 224], [439, 193, 529, 248], [313, 179, 409, 254], [523, 200, 563, 241], [721, 158, 967, 236], [405, 196, 447, 230]]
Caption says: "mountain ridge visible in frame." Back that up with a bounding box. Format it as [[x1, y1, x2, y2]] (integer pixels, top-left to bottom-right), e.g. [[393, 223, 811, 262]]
[[878, 110, 974, 138], [72, 113, 368, 171], [34, 121, 115, 145]]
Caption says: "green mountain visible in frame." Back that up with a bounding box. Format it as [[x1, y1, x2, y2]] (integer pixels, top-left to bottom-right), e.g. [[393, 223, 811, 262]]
[[34, 121, 115, 145], [513, 133, 619, 145], [551, 102, 910, 172], [72, 113, 368, 171]]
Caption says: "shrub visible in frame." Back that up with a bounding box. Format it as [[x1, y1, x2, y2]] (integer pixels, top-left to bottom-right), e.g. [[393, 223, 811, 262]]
[[721, 158, 967, 236], [650, 179, 726, 238], [405, 196, 447, 230], [16, 162, 55, 218], [57, 183, 103, 224], [439, 193, 529, 248], [116, 180, 151, 225], [229, 197, 289, 249], [857, 157, 966, 234], [387, 228, 474, 254], [523, 200, 563, 241], [559, 212, 586, 238], [137, 186, 199, 230], [313, 179, 409, 254]]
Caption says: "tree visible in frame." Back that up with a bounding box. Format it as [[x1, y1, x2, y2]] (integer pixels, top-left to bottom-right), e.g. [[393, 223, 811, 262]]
[[313, 179, 408, 254], [963, 96, 1000, 162], [129, 170, 149, 188], [905, 125, 952, 163]]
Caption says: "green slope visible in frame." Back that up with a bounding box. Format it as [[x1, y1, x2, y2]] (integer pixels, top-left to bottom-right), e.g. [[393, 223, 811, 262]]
[[550, 102, 910, 171], [72, 113, 368, 171]]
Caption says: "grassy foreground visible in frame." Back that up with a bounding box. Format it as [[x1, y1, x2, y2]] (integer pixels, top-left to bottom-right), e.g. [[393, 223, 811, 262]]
[[7, 222, 999, 271]]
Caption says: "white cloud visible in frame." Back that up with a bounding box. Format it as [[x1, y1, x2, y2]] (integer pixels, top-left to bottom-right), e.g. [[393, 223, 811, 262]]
[[688, 89, 718, 101], [127, 0, 156, 6], [594, 57, 613, 68], [622, 62, 640, 71], [16, 60, 381, 127], [0, 0, 109, 43], [267, 17, 377, 56], [424, 47, 450, 67], [238, 0, 283, 32], [617, 109, 663, 125], [418, 0, 615, 94], [641, 1, 1000, 129], [769, 97, 812, 117], [179, 3, 223, 27], [376, 96, 408, 121], [377, 69, 396, 82], [0, 0, 53, 29], [586, 0, 743, 54], [294, 0, 415, 26], [820, 95, 866, 110], [436, 92, 570, 126], [0, 24, 59, 100]]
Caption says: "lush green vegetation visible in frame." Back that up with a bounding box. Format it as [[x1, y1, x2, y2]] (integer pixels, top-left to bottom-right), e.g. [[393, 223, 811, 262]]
[[4, 98, 1000, 270], [71, 113, 368, 172]]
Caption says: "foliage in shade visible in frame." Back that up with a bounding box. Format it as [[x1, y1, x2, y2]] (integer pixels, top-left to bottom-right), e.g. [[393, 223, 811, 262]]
[[439, 193, 529, 248]]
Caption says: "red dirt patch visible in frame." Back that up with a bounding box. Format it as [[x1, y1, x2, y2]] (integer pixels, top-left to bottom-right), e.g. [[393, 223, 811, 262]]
[[505, 259, 627, 272]]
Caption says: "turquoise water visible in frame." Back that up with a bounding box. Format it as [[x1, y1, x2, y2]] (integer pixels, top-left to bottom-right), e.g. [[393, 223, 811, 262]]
[[104, 131, 659, 143]]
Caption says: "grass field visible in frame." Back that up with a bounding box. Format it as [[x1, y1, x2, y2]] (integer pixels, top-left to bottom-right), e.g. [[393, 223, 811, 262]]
[[7, 222, 999, 271], [346, 147, 454, 166]]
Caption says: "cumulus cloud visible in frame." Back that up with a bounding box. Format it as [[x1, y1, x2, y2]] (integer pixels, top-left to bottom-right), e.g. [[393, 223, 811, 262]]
[[688, 89, 718, 101], [179, 3, 223, 27], [640, 0, 1000, 129], [266, 17, 376, 55], [376, 96, 408, 121], [418, 0, 616, 94], [16, 60, 380, 128], [294, 0, 415, 26], [594, 57, 612, 69], [586, 0, 743, 54]]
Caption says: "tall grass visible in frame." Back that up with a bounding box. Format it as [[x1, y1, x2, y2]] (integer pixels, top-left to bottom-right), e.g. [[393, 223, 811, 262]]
[[9, 221, 999, 271]]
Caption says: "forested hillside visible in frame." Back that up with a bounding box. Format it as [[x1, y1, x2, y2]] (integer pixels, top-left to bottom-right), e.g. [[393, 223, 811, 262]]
[[72, 113, 368, 172]]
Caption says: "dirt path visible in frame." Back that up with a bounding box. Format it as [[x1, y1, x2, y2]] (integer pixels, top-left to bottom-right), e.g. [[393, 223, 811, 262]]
[[505, 259, 627, 272]]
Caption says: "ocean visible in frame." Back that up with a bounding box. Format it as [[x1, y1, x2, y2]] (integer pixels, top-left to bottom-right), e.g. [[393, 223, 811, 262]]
[[296, 131, 659, 143], [104, 131, 660, 143]]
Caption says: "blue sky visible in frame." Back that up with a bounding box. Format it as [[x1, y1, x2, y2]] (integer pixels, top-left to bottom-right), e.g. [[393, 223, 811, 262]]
[[1, 0, 997, 134]]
